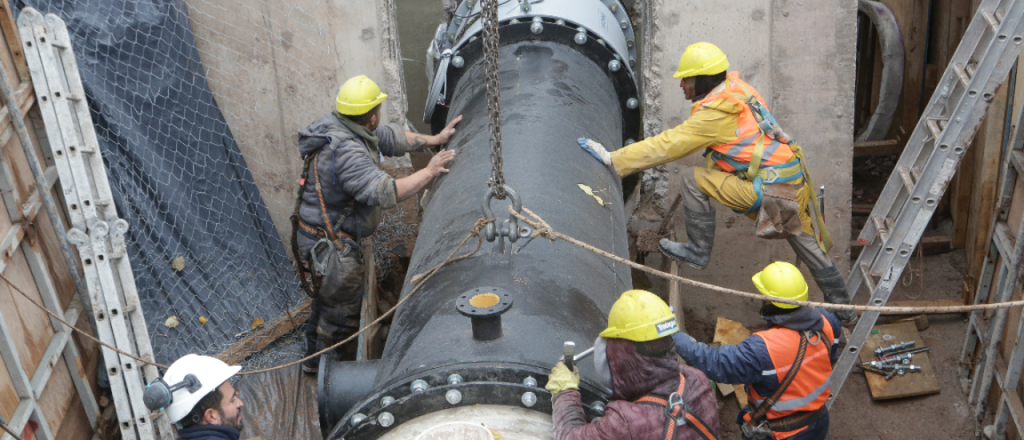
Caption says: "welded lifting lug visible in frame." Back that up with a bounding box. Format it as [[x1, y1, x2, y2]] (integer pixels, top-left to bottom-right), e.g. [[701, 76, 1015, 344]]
[[482, 185, 522, 243]]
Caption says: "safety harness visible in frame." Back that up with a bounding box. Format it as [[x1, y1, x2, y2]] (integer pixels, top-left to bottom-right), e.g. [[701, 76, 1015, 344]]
[[740, 330, 829, 440], [703, 83, 833, 253], [635, 372, 719, 440], [289, 151, 357, 296]]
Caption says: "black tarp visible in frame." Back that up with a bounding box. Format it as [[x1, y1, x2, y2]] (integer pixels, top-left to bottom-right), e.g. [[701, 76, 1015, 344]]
[[15, 0, 303, 364]]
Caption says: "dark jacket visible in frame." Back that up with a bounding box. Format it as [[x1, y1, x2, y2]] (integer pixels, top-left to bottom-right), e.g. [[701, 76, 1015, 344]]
[[177, 425, 240, 440], [551, 337, 720, 440], [296, 111, 411, 251], [673, 306, 841, 440]]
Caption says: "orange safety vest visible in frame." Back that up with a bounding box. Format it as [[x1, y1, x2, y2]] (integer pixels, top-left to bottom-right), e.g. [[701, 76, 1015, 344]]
[[697, 72, 795, 173], [743, 314, 835, 438]]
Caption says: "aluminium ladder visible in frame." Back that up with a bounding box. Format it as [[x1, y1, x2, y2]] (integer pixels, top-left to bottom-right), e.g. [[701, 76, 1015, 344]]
[[958, 64, 1024, 439], [829, 0, 1024, 407], [18, 9, 173, 440]]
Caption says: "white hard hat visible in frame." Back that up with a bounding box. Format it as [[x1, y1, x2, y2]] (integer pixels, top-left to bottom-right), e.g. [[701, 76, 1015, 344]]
[[162, 354, 241, 423]]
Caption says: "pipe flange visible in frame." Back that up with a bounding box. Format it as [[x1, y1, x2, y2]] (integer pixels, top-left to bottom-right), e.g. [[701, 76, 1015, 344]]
[[456, 287, 513, 319]]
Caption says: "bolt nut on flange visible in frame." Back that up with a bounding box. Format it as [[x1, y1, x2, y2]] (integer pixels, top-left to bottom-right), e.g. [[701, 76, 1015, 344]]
[[627, 98, 639, 109], [411, 379, 429, 394], [608, 59, 621, 72], [378, 412, 395, 428], [446, 389, 463, 405], [574, 32, 587, 44], [452, 56, 465, 68], [523, 376, 538, 387], [351, 413, 367, 426], [625, 139, 635, 145], [448, 374, 464, 385], [531, 20, 544, 34], [380, 396, 396, 407], [522, 391, 537, 407], [591, 401, 606, 415]]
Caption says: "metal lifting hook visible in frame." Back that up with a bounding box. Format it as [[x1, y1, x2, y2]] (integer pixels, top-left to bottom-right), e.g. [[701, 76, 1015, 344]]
[[482, 184, 522, 243]]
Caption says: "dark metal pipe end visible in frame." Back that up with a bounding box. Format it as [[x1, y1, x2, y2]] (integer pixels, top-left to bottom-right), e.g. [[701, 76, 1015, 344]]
[[456, 287, 513, 342]]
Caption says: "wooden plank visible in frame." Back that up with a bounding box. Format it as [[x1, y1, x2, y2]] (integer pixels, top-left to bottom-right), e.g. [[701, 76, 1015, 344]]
[[877, 0, 929, 145], [849, 234, 952, 258], [965, 79, 1008, 290], [713, 317, 751, 408], [1007, 177, 1024, 242], [0, 0, 26, 80], [361, 242, 379, 360], [667, 230, 686, 334], [853, 139, 901, 157], [858, 321, 941, 400], [216, 299, 312, 365]]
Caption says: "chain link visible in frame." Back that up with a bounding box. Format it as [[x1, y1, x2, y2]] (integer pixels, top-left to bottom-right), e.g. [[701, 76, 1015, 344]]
[[481, 0, 506, 199]]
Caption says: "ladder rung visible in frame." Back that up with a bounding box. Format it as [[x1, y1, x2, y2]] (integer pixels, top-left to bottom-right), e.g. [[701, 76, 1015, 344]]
[[982, 9, 1001, 32], [927, 119, 945, 140], [954, 63, 972, 88], [79, 148, 96, 154], [860, 263, 876, 293], [68, 95, 83, 102], [50, 42, 68, 49], [897, 166, 916, 194], [1011, 150, 1024, 175], [872, 215, 890, 244], [95, 198, 112, 206]]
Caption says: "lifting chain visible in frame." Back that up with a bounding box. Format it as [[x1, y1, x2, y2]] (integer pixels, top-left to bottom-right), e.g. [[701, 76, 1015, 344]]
[[481, 0, 506, 199]]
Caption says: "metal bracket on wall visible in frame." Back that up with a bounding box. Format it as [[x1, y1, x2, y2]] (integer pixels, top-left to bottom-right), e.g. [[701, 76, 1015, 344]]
[[829, 0, 1024, 415], [17, 9, 172, 440]]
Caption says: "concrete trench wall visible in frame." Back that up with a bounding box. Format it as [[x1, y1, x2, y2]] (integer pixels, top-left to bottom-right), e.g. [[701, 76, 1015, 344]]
[[637, 0, 856, 320]]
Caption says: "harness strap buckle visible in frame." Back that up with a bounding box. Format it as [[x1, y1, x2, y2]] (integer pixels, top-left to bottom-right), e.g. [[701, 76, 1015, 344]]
[[665, 392, 688, 426], [762, 168, 781, 184]]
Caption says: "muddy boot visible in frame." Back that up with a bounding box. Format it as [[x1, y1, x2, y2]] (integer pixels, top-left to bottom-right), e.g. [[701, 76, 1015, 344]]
[[659, 206, 716, 270], [302, 333, 321, 374], [810, 263, 857, 324]]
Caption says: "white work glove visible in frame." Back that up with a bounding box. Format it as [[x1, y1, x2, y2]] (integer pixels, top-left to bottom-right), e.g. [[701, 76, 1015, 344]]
[[577, 138, 612, 166]]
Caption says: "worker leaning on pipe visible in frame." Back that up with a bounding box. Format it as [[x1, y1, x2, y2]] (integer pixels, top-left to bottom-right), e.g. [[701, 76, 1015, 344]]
[[578, 42, 855, 324], [546, 290, 720, 440], [673, 262, 841, 440], [293, 75, 461, 373]]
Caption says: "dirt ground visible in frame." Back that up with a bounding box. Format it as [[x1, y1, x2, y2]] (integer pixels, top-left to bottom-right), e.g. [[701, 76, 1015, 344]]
[[640, 249, 974, 439]]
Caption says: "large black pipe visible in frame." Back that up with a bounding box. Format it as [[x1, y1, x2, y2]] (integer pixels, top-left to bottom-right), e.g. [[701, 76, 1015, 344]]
[[323, 29, 638, 440]]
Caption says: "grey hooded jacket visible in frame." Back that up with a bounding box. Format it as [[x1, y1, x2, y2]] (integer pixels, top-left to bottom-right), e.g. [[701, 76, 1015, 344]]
[[296, 111, 412, 253]]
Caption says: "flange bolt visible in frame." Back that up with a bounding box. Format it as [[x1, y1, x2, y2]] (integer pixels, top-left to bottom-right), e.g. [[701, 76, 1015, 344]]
[[446, 389, 463, 405]]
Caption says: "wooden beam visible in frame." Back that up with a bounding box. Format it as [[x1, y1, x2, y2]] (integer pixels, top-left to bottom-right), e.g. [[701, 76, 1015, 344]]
[[964, 79, 1007, 287], [0, 0, 28, 80], [360, 242, 379, 360], [877, 0, 929, 142], [0, 81, 35, 147], [849, 234, 952, 258], [216, 299, 312, 365], [853, 139, 901, 157], [666, 230, 685, 334]]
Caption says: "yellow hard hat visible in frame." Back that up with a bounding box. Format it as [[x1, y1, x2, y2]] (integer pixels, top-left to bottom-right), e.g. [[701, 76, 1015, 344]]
[[336, 75, 388, 116], [674, 42, 730, 79], [752, 262, 808, 309], [599, 290, 679, 342]]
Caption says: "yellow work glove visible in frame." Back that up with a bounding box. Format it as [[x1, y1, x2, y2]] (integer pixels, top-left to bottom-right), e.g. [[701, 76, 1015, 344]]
[[546, 361, 580, 394]]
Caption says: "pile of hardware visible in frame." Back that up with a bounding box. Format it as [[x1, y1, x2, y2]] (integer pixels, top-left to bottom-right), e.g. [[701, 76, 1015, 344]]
[[859, 341, 929, 381]]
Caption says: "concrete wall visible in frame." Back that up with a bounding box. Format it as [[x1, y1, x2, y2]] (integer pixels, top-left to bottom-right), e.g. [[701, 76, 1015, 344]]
[[639, 0, 856, 320], [182, 0, 407, 251]]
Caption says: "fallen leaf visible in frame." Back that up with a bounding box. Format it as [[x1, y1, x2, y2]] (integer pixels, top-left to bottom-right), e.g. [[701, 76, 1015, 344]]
[[164, 316, 179, 328], [577, 184, 607, 206], [251, 318, 264, 330], [171, 256, 186, 272], [198, 316, 208, 325]]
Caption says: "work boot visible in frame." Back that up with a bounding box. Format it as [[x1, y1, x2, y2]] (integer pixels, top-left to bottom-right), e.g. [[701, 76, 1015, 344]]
[[809, 263, 858, 325], [301, 327, 320, 374], [659, 206, 716, 270]]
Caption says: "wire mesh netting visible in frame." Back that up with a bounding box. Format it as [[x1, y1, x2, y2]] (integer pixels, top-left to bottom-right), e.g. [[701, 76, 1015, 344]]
[[15, 0, 409, 366]]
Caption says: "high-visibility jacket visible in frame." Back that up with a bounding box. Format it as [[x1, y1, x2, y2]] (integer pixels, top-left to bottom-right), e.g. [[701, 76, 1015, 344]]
[[741, 313, 836, 439], [698, 72, 795, 174]]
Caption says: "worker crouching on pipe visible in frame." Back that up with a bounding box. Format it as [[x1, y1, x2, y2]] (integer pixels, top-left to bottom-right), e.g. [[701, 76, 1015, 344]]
[[546, 290, 720, 440], [577, 42, 856, 324], [292, 75, 461, 372], [673, 262, 841, 440]]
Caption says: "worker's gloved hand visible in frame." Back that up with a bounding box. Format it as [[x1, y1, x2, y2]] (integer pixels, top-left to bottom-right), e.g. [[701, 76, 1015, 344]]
[[546, 361, 580, 394], [577, 138, 612, 166]]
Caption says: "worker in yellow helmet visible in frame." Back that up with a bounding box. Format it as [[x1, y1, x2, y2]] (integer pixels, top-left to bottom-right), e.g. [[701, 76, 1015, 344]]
[[672, 262, 841, 440], [293, 75, 462, 373], [547, 290, 719, 440], [577, 42, 855, 323]]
